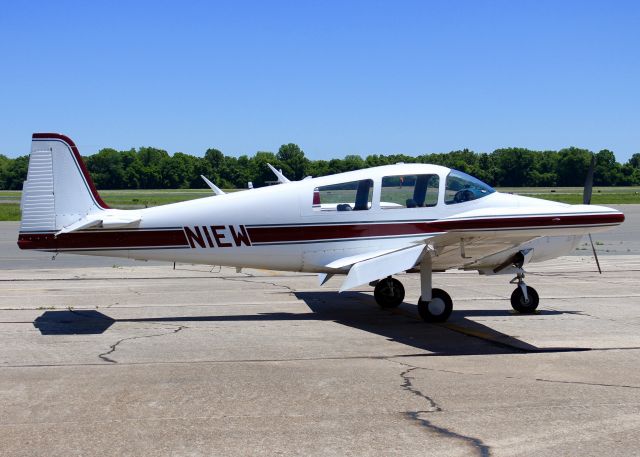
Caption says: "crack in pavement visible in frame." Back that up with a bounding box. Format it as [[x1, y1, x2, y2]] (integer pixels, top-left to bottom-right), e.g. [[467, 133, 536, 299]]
[[217, 273, 297, 294], [400, 366, 442, 412], [404, 411, 491, 457], [398, 360, 640, 391], [98, 326, 186, 363], [535, 377, 640, 390], [546, 303, 640, 329], [389, 359, 491, 457]]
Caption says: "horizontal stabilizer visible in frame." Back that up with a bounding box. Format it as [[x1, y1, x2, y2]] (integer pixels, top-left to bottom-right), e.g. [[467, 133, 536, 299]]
[[339, 244, 425, 292], [55, 210, 141, 236]]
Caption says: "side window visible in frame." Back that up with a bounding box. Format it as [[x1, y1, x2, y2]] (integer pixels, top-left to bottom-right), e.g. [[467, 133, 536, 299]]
[[380, 174, 439, 209], [313, 179, 373, 212], [445, 170, 495, 204]]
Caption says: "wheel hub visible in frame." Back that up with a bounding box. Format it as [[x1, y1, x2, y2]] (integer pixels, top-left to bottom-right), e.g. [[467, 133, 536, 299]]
[[428, 297, 446, 315]]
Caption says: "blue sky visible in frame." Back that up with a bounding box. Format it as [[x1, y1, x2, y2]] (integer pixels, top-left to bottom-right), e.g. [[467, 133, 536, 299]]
[[1, 1, 639, 161]]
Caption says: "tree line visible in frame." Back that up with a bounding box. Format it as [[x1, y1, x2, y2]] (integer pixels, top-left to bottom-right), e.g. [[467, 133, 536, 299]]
[[1, 144, 640, 190]]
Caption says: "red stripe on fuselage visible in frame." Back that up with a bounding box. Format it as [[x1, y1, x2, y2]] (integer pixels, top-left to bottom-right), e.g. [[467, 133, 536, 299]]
[[247, 213, 624, 243], [17, 230, 188, 250], [432, 212, 624, 232], [17, 213, 624, 250], [246, 221, 435, 243]]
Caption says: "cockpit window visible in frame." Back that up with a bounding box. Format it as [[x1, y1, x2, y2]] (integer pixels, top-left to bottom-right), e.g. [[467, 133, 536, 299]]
[[380, 174, 439, 209], [313, 179, 373, 211], [444, 170, 495, 204]]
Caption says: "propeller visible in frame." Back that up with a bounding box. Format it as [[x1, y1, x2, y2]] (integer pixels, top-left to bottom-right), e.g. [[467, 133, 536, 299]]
[[583, 155, 602, 274]]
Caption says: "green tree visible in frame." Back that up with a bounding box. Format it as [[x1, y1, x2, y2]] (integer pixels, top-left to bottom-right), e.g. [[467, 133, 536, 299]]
[[250, 151, 280, 186], [137, 147, 169, 188], [594, 149, 622, 186], [120, 149, 143, 189], [491, 148, 536, 187], [85, 148, 126, 189], [160, 153, 197, 188], [341, 154, 366, 172], [0, 154, 10, 189], [2, 156, 29, 190], [556, 147, 592, 186], [306, 159, 331, 177], [277, 143, 308, 180]]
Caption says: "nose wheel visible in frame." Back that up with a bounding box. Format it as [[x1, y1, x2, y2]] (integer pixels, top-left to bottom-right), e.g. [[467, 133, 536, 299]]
[[374, 276, 405, 308], [510, 270, 539, 313], [511, 286, 539, 313]]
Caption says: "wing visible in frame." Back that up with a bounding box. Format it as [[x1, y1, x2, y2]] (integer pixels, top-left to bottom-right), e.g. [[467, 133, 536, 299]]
[[427, 231, 543, 271], [333, 231, 543, 292]]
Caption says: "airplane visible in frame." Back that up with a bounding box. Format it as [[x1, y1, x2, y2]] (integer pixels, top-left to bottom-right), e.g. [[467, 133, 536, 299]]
[[17, 133, 625, 322]]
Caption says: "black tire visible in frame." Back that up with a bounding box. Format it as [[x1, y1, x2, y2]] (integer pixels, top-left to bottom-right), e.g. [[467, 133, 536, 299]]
[[510, 286, 539, 313], [418, 288, 453, 323], [374, 277, 405, 309]]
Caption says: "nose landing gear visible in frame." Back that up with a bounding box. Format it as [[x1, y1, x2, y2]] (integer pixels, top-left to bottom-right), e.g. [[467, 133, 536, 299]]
[[509, 270, 539, 313]]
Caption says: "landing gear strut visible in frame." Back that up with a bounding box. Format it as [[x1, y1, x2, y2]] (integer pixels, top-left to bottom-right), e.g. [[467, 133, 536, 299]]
[[418, 252, 453, 323], [509, 270, 539, 313], [374, 276, 405, 308]]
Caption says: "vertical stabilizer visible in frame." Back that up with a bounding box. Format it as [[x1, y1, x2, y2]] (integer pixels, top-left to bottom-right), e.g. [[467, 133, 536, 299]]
[[20, 133, 109, 233]]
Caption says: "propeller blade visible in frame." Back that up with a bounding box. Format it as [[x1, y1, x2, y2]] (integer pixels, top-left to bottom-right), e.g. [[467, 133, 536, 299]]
[[588, 233, 602, 274], [582, 154, 601, 272], [583, 154, 596, 205]]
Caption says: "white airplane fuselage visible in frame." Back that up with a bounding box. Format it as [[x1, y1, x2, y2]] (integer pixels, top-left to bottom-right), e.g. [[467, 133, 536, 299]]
[[18, 157, 622, 274]]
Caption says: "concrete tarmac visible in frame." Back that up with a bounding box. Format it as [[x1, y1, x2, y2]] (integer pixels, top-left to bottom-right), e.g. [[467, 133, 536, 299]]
[[1, 208, 639, 456]]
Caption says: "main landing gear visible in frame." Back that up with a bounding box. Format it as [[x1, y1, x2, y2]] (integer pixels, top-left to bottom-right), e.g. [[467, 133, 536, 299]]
[[373, 277, 405, 308], [372, 251, 541, 323], [416, 252, 452, 322], [372, 253, 453, 323], [417, 289, 453, 323]]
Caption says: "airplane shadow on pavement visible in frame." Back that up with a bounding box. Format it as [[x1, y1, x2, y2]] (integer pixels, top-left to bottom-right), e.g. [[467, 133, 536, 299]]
[[32, 291, 589, 356]]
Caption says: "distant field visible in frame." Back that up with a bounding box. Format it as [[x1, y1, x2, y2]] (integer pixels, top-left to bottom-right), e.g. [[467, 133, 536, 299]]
[[497, 186, 640, 205], [100, 189, 235, 208], [1, 187, 639, 221], [0, 189, 235, 221]]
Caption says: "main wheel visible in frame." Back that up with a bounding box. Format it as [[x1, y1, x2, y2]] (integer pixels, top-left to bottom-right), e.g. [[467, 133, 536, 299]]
[[418, 288, 453, 323], [374, 277, 405, 308], [510, 286, 539, 313]]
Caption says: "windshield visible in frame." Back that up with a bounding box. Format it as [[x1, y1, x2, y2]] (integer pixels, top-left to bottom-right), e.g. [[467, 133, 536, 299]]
[[444, 170, 495, 204]]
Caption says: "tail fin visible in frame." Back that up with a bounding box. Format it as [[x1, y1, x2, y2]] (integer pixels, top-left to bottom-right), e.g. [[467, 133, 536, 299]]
[[20, 133, 109, 232]]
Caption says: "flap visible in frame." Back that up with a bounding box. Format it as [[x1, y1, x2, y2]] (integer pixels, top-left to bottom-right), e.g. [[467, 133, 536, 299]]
[[325, 246, 414, 271], [339, 244, 426, 292]]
